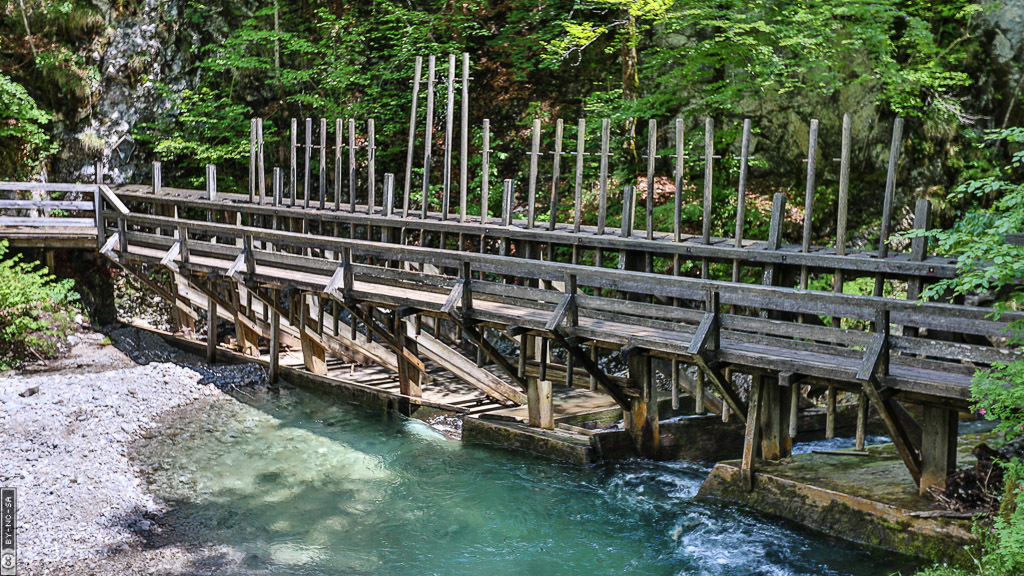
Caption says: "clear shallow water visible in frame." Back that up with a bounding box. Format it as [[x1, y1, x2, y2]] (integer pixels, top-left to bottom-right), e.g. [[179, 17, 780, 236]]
[[139, 385, 919, 576]]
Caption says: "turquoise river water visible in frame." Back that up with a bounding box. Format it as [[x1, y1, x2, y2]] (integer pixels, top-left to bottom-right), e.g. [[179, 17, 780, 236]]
[[138, 384, 921, 576]]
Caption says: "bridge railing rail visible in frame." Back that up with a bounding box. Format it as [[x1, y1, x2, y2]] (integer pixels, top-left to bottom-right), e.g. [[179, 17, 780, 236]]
[[0, 182, 130, 250], [105, 209, 1023, 407]]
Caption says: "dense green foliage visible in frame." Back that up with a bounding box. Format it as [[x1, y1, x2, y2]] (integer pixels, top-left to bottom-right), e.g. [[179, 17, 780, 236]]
[[0, 240, 80, 370], [0, 70, 56, 179]]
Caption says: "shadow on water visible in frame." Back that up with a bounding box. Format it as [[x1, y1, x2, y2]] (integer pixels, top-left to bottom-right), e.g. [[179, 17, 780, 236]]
[[122, 381, 923, 576]]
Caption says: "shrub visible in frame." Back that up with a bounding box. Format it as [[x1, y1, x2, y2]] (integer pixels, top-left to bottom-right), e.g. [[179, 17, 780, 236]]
[[0, 240, 80, 369]]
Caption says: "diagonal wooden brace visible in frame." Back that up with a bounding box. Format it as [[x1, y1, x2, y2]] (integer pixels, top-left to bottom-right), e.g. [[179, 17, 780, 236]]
[[545, 293, 577, 332], [692, 355, 747, 424], [448, 309, 530, 393], [550, 330, 632, 411]]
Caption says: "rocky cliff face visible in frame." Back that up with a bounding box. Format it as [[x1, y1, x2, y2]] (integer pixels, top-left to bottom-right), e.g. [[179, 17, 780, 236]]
[[51, 0, 254, 185], [984, 0, 1024, 124], [51, 0, 189, 185]]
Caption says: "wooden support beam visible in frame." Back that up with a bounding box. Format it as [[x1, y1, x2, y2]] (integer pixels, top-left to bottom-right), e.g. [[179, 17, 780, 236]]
[[920, 406, 959, 495], [269, 307, 281, 383], [527, 372, 554, 429], [856, 391, 868, 450], [741, 375, 764, 492], [625, 352, 658, 457], [235, 308, 260, 357], [395, 314, 421, 397], [859, 376, 922, 485], [299, 294, 328, 375], [206, 295, 218, 364], [760, 375, 792, 460], [415, 326, 525, 404], [826, 384, 837, 439]]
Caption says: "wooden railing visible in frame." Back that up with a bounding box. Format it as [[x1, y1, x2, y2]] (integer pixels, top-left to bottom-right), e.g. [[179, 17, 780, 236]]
[[0, 180, 129, 248]]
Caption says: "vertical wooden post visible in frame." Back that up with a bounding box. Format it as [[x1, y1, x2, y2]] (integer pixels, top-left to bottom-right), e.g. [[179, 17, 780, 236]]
[[206, 296, 218, 364], [906, 198, 932, 307], [348, 118, 357, 213], [549, 118, 564, 231], [269, 307, 280, 383], [404, 55, 422, 217], [620, 185, 636, 239], [299, 294, 328, 375], [646, 119, 656, 240], [367, 119, 376, 214], [673, 118, 684, 243], [206, 164, 217, 201], [588, 344, 597, 391], [788, 378, 799, 440], [856, 391, 868, 450], [826, 384, 837, 439], [335, 118, 343, 211], [94, 160, 104, 250], [625, 352, 659, 458], [732, 119, 751, 282], [441, 54, 455, 219], [573, 118, 586, 233], [459, 52, 470, 222], [383, 173, 395, 217], [527, 119, 541, 228], [701, 117, 713, 279], [396, 315, 422, 397], [290, 118, 298, 206], [303, 117, 312, 209], [764, 193, 786, 287], [481, 119, 491, 220], [695, 370, 705, 414], [741, 376, 763, 492], [833, 112, 852, 326], [153, 161, 162, 195], [273, 167, 282, 206], [421, 55, 436, 218], [319, 118, 327, 210], [800, 119, 819, 290], [597, 118, 610, 234], [671, 360, 680, 410], [920, 406, 958, 495], [527, 335, 554, 430], [257, 118, 266, 204], [249, 118, 257, 202], [875, 117, 904, 297], [760, 374, 791, 460], [500, 179, 514, 227]]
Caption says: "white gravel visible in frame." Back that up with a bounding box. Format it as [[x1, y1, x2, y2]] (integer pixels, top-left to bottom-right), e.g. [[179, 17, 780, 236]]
[[0, 327, 268, 575]]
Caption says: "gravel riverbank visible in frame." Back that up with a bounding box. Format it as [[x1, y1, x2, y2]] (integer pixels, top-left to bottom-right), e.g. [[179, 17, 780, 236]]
[[0, 326, 268, 575]]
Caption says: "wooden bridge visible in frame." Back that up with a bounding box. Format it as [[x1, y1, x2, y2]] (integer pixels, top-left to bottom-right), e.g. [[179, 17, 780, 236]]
[[3, 103, 1021, 498]]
